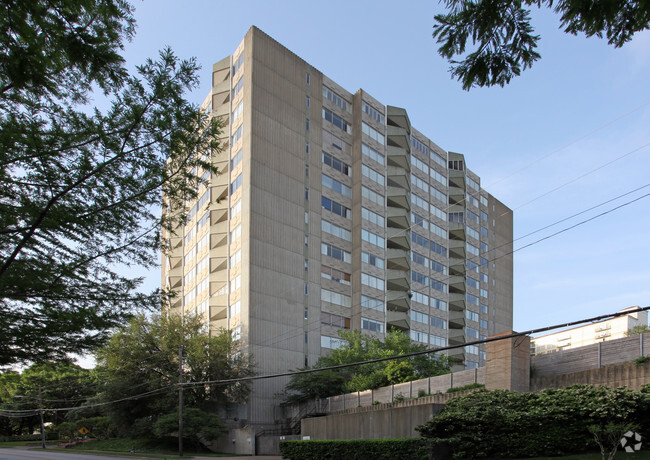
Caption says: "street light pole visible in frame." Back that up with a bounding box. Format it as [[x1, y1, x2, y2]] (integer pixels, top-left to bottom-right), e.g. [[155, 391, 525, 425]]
[[179, 344, 183, 457], [37, 387, 45, 449]]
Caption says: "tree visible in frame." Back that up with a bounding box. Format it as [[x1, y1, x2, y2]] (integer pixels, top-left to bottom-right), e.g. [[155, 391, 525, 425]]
[[153, 408, 225, 450], [626, 324, 650, 336], [0, 0, 221, 366], [0, 362, 97, 436], [283, 330, 451, 404], [417, 384, 648, 458], [95, 313, 254, 436], [432, 0, 650, 90]]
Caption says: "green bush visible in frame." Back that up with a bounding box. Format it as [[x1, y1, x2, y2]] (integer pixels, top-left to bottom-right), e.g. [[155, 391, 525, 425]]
[[279, 438, 430, 460], [417, 384, 650, 459], [446, 383, 485, 393]]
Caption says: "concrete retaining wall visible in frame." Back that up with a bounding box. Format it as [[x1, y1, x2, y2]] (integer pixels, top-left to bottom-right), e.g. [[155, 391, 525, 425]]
[[531, 360, 650, 392], [324, 367, 485, 411], [532, 333, 649, 377], [302, 392, 466, 440]]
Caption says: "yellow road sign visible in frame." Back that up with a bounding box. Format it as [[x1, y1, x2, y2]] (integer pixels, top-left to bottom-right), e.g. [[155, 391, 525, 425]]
[[78, 427, 89, 435]]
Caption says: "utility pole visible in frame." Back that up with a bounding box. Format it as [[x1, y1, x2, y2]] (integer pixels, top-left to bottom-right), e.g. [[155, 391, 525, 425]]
[[178, 344, 183, 457], [38, 387, 45, 449]]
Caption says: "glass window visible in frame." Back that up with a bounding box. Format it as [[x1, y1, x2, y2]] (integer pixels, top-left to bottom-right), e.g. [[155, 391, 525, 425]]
[[231, 150, 243, 169], [321, 335, 345, 349], [362, 101, 384, 123], [361, 186, 384, 206], [362, 294, 384, 311], [362, 143, 384, 165], [232, 77, 244, 98], [323, 107, 350, 133], [322, 86, 349, 112], [230, 174, 242, 194], [430, 317, 447, 329], [412, 291, 429, 306], [321, 266, 351, 285], [362, 122, 384, 144], [232, 100, 243, 121], [411, 155, 429, 175], [412, 270, 428, 285], [431, 260, 446, 275], [467, 293, 480, 306], [322, 220, 351, 241], [232, 53, 244, 75], [431, 279, 447, 293], [361, 317, 384, 333], [321, 196, 351, 219], [467, 276, 479, 289], [321, 312, 351, 329], [411, 137, 429, 156], [322, 174, 351, 198], [322, 152, 351, 176], [232, 125, 243, 144], [411, 310, 429, 324], [432, 298, 447, 311], [362, 207, 385, 227], [361, 273, 385, 291], [361, 251, 384, 269], [361, 229, 385, 248], [321, 289, 351, 307], [362, 164, 385, 186], [430, 186, 446, 203], [321, 242, 351, 263], [430, 168, 447, 187], [466, 310, 479, 322]]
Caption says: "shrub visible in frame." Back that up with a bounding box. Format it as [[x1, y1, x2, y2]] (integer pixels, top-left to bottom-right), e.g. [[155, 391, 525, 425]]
[[446, 383, 485, 393], [279, 438, 429, 460], [417, 385, 649, 459]]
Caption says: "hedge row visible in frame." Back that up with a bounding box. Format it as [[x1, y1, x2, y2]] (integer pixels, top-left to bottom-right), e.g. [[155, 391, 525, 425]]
[[279, 438, 430, 460], [0, 434, 58, 442]]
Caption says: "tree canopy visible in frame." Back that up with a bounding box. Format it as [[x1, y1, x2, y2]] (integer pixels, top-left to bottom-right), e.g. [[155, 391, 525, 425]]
[[0, 0, 221, 365], [283, 330, 451, 404], [95, 313, 255, 437], [432, 0, 650, 90], [417, 384, 650, 458]]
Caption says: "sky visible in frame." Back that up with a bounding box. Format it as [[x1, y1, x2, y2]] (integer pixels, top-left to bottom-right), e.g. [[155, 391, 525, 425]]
[[119, 0, 650, 334]]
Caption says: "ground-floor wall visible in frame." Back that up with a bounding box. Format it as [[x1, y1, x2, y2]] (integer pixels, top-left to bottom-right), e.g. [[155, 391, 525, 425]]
[[301, 393, 462, 440], [531, 360, 650, 392]]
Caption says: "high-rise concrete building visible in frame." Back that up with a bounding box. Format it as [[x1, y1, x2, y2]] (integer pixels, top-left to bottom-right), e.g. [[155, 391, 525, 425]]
[[162, 27, 513, 425]]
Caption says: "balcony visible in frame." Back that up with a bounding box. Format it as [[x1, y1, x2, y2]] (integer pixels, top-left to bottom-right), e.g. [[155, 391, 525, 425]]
[[210, 256, 227, 272], [448, 310, 466, 329], [387, 106, 411, 131], [448, 239, 466, 259], [166, 276, 181, 289], [448, 328, 466, 346], [386, 247, 410, 271], [387, 166, 410, 189], [386, 269, 410, 291], [448, 222, 466, 241], [387, 146, 409, 170], [387, 207, 409, 229], [449, 275, 466, 293], [386, 310, 411, 331], [386, 228, 410, 251], [210, 305, 227, 321], [449, 293, 466, 311], [449, 260, 466, 277], [212, 233, 227, 248], [387, 125, 409, 149], [386, 290, 410, 312]]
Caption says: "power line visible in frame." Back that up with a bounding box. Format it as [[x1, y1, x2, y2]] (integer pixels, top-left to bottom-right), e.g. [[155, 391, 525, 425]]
[[185, 305, 650, 387], [240, 183, 650, 353], [484, 100, 650, 189]]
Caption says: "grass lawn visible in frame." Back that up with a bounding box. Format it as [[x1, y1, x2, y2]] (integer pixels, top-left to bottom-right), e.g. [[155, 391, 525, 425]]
[[63, 437, 237, 457]]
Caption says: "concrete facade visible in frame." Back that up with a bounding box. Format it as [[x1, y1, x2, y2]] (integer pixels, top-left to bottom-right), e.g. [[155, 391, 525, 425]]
[[531, 307, 648, 355], [161, 26, 514, 429], [485, 332, 530, 392]]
